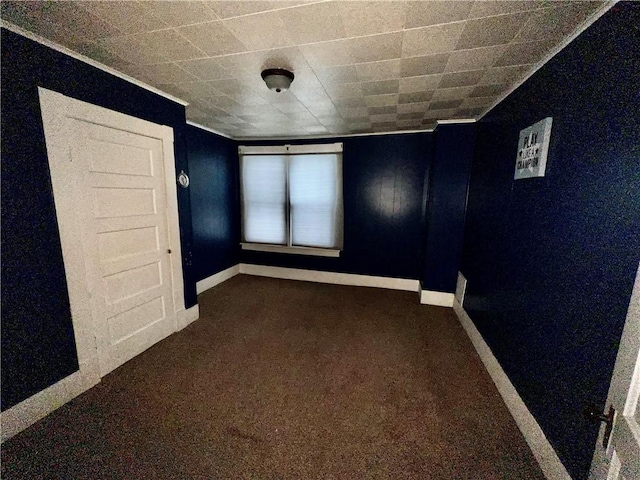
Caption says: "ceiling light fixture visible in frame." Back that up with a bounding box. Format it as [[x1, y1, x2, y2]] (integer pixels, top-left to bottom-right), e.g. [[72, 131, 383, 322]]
[[261, 68, 294, 93]]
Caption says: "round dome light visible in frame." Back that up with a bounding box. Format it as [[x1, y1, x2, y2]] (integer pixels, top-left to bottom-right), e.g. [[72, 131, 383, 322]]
[[261, 68, 295, 93]]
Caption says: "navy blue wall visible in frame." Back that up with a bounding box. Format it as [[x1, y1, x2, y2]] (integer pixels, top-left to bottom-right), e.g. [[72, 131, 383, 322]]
[[186, 125, 240, 282], [422, 124, 475, 292], [1, 28, 196, 410], [460, 4, 640, 479], [240, 133, 433, 280]]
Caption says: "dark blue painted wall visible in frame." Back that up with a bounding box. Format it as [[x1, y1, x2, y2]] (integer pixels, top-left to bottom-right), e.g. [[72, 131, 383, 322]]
[[186, 125, 240, 282], [422, 124, 475, 292], [1, 28, 196, 410], [240, 133, 433, 280], [460, 4, 640, 479]]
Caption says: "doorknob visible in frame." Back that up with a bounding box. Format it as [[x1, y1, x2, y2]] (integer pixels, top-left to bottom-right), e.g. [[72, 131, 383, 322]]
[[582, 404, 616, 448], [167, 249, 172, 254]]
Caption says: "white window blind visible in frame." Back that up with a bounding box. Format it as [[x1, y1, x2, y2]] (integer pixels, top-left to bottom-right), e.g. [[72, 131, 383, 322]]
[[240, 155, 287, 245], [289, 154, 341, 248], [239, 144, 343, 253]]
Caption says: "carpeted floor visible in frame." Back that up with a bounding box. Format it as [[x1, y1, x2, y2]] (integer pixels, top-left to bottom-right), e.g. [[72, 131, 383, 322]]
[[2, 275, 545, 479]]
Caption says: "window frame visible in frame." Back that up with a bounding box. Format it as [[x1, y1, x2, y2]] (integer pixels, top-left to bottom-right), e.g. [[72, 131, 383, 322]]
[[238, 143, 343, 257]]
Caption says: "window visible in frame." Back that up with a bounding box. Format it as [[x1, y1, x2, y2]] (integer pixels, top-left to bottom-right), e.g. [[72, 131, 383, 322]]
[[239, 143, 343, 257]]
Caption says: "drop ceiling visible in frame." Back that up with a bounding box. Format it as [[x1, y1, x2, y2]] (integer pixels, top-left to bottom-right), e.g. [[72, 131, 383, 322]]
[[1, 1, 606, 139]]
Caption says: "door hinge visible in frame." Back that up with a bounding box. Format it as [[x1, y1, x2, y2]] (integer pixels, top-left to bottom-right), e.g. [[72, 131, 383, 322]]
[[583, 404, 616, 448]]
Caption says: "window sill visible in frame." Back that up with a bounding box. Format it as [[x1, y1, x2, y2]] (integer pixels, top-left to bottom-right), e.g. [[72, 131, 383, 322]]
[[241, 243, 341, 257]]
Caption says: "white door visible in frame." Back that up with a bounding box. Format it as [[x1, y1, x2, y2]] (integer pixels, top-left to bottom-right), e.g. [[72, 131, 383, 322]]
[[72, 121, 177, 375], [39, 88, 185, 379], [589, 263, 640, 480]]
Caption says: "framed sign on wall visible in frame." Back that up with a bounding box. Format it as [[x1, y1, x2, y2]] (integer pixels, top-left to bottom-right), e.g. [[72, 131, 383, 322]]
[[515, 117, 553, 180]]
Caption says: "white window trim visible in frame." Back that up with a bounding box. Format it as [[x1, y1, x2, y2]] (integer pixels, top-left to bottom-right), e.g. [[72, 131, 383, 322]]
[[239, 143, 344, 256]]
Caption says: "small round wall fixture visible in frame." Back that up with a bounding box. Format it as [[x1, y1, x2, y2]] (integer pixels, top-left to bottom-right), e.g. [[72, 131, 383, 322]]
[[261, 68, 294, 92], [177, 170, 190, 188]]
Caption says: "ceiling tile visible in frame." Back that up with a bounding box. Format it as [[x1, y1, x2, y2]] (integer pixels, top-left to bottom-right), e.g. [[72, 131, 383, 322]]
[[224, 10, 293, 50], [98, 35, 168, 65], [2, 1, 119, 47], [365, 94, 399, 107], [293, 85, 333, 104], [339, 107, 370, 118], [401, 54, 449, 77], [399, 91, 434, 104], [355, 59, 402, 82], [300, 41, 354, 68], [370, 113, 398, 123], [339, 97, 367, 108], [439, 70, 484, 88], [423, 108, 458, 119], [368, 106, 398, 115], [431, 86, 475, 101], [445, 45, 506, 72], [185, 82, 227, 99], [470, 83, 508, 97], [468, 1, 538, 19], [348, 32, 403, 64], [456, 12, 530, 50], [455, 106, 485, 117], [139, 1, 218, 27], [204, 95, 243, 109], [325, 83, 363, 99], [178, 58, 230, 81], [460, 96, 497, 109], [398, 112, 424, 120], [79, 1, 168, 34], [405, 1, 474, 29], [397, 102, 429, 114], [361, 80, 400, 96], [315, 66, 360, 85], [279, 2, 346, 44], [514, 2, 603, 43], [138, 63, 199, 84], [429, 99, 463, 109], [480, 65, 531, 85], [178, 21, 248, 56], [494, 39, 556, 67], [402, 22, 465, 57], [208, 1, 312, 19], [399, 75, 443, 93], [339, 0, 406, 37], [136, 29, 206, 62]]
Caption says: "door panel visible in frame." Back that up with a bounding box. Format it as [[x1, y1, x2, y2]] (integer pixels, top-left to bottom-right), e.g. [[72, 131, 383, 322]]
[[71, 120, 177, 376]]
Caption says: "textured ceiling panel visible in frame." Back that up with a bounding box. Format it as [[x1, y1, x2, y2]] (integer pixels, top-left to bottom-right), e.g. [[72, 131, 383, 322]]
[[1, 0, 606, 139]]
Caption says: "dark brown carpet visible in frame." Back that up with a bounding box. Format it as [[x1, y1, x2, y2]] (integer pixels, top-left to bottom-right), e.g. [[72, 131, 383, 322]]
[[2, 275, 545, 479]]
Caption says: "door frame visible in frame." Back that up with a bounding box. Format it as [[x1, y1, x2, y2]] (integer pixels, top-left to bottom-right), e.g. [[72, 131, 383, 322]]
[[588, 261, 640, 479], [38, 87, 186, 381]]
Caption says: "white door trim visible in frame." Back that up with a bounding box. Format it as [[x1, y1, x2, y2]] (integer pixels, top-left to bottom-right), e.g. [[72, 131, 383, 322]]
[[37, 88, 186, 371], [588, 262, 640, 479]]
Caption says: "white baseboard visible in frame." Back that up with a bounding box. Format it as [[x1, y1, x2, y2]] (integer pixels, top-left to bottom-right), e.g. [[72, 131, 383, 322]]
[[453, 300, 572, 480], [196, 265, 240, 295], [239, 263, 419, 292], [420, 288, 455, 307], [1, 358, 100, 443], [176, 304, 200, 330]]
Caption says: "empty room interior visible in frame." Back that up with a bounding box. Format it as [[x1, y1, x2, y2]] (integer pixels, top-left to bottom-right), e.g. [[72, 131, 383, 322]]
[[1, 1, 639, 479]]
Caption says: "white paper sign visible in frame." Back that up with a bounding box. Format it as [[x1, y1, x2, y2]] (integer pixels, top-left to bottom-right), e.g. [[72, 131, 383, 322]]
[[515, 117, 553, 180]]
